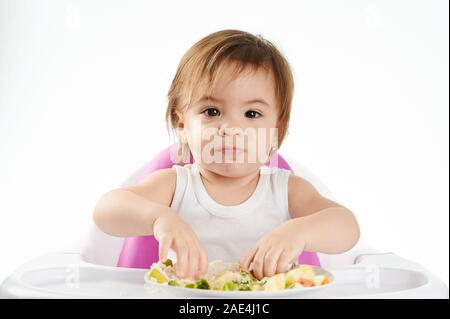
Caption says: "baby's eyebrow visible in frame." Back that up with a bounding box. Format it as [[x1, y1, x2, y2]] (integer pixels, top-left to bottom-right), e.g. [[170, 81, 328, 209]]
[[197, 95, 270, 108], [197, 96, 223, 104], [244, 98, 270, 108]]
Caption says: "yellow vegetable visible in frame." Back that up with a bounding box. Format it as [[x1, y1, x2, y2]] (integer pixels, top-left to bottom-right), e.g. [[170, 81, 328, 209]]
[[148, 267, 168, 284], [212, 271, 235, 290], [285, 265, 315, 286], [263, 273, 286, 291], [251, 284, 264, 291]]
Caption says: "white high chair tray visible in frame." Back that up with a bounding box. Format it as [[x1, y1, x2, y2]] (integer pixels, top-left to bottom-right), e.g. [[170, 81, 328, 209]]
[[1, 252, 448, 298]]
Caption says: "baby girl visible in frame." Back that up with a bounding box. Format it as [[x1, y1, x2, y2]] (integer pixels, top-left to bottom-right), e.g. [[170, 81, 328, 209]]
[[93, 29, 360, 281]]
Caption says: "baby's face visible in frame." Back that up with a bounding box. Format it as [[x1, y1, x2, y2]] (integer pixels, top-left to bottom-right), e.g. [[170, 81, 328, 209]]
[[179, 64, 279, 178]]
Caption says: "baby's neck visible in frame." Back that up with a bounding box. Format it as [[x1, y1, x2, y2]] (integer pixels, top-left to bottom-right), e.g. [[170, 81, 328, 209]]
[[196, 165, 259, 188], [195, 164, 261, 206]]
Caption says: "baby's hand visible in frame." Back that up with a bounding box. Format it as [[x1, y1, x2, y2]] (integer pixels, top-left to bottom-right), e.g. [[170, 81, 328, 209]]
[[240, 219, 306, 280], [153, 210, 208, 280]]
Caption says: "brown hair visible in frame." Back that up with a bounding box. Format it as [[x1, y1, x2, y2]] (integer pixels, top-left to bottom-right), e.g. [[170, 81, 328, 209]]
[[166, 29, 294, 147]]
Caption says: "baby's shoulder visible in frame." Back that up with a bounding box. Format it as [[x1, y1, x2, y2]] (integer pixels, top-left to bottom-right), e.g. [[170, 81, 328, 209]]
[[287, 174, 314, 194], [139, 167, 177, 185], [122, 168, 177, 207]]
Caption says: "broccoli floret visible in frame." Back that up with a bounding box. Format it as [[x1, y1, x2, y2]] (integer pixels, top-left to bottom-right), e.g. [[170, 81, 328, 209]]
[[162, 259, 173, 267], [238, 284, 252, 291], [185, 283, 195, 289], [168, 280, 179, 286], [195, 279, 211, 290]]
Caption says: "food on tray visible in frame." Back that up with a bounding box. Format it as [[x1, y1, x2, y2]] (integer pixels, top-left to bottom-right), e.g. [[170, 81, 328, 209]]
[[145, 259, 330, 291]]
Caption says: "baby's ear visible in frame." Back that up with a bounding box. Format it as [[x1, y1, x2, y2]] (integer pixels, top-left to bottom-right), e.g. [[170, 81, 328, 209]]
[[175, 110, 189, 142], [174, 110, 184, 128]]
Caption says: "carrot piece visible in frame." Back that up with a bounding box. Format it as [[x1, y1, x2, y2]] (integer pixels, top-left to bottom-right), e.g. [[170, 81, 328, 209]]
[[321, 276, 330, 285], [298, 278, 314, 287]]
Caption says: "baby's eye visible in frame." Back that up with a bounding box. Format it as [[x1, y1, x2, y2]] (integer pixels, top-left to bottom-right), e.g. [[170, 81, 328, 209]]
[[202, 107, 220, 117], [245, 110, 262, 118]]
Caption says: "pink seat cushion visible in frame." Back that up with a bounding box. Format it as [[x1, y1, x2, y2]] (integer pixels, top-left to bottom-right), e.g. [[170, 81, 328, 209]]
[[117, 144, 321, 268]]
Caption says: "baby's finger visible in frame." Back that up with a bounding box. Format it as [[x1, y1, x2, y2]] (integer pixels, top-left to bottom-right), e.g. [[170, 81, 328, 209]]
[[263, 247, 283, 278], [240, 245, 258, 270], [198, 247, 208, 278], [175, 241, 189, 278], [193, 242, 208, 278], [158, 234, 173, 262], [275, 248, 297, 274], [252, 247, 267, 280], [187, 247, 199, 280]]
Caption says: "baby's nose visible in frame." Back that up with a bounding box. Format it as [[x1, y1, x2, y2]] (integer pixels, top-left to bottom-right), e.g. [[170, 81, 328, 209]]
[[218, 125, 243, 136]]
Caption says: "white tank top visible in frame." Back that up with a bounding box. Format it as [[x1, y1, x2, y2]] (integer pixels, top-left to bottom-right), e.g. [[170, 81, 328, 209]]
[[167, 162, 293, 263]]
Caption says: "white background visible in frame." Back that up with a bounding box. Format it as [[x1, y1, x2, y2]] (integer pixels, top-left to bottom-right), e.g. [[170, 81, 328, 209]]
[[1, 0, 448, 288]]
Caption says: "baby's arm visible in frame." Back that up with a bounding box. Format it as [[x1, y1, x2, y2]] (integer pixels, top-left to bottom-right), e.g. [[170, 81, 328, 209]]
[[92, 169, 208, 279], [92, 169, 177, 237], [241, 175, 360, 279], [286, 175, 360, 254]]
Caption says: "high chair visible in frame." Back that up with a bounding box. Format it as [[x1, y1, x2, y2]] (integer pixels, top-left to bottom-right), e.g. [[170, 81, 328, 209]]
[[1, 145, 448, 298]]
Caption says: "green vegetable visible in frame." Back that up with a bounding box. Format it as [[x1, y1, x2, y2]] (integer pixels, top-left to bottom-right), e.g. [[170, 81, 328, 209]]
[[222, 282, 238, 291], [162, 259, 173, 267], [194, 279, 211, 290], [168, 280, 179, 286], [185, 283, 195, 289], [238, 284, 251, 291], [259, 278, 268, 286], [286, 282, 295, 289]]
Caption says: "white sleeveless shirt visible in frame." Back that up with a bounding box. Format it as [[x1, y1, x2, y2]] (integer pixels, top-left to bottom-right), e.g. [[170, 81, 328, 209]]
[[167, 162, 293, 263]]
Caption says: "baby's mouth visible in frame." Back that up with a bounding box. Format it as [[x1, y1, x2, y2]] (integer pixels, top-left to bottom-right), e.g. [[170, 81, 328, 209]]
[[213, 147, 246, 156]]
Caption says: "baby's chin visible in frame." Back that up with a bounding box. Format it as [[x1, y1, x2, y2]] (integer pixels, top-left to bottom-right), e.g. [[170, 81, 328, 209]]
[[200, 162, 263, 178]]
